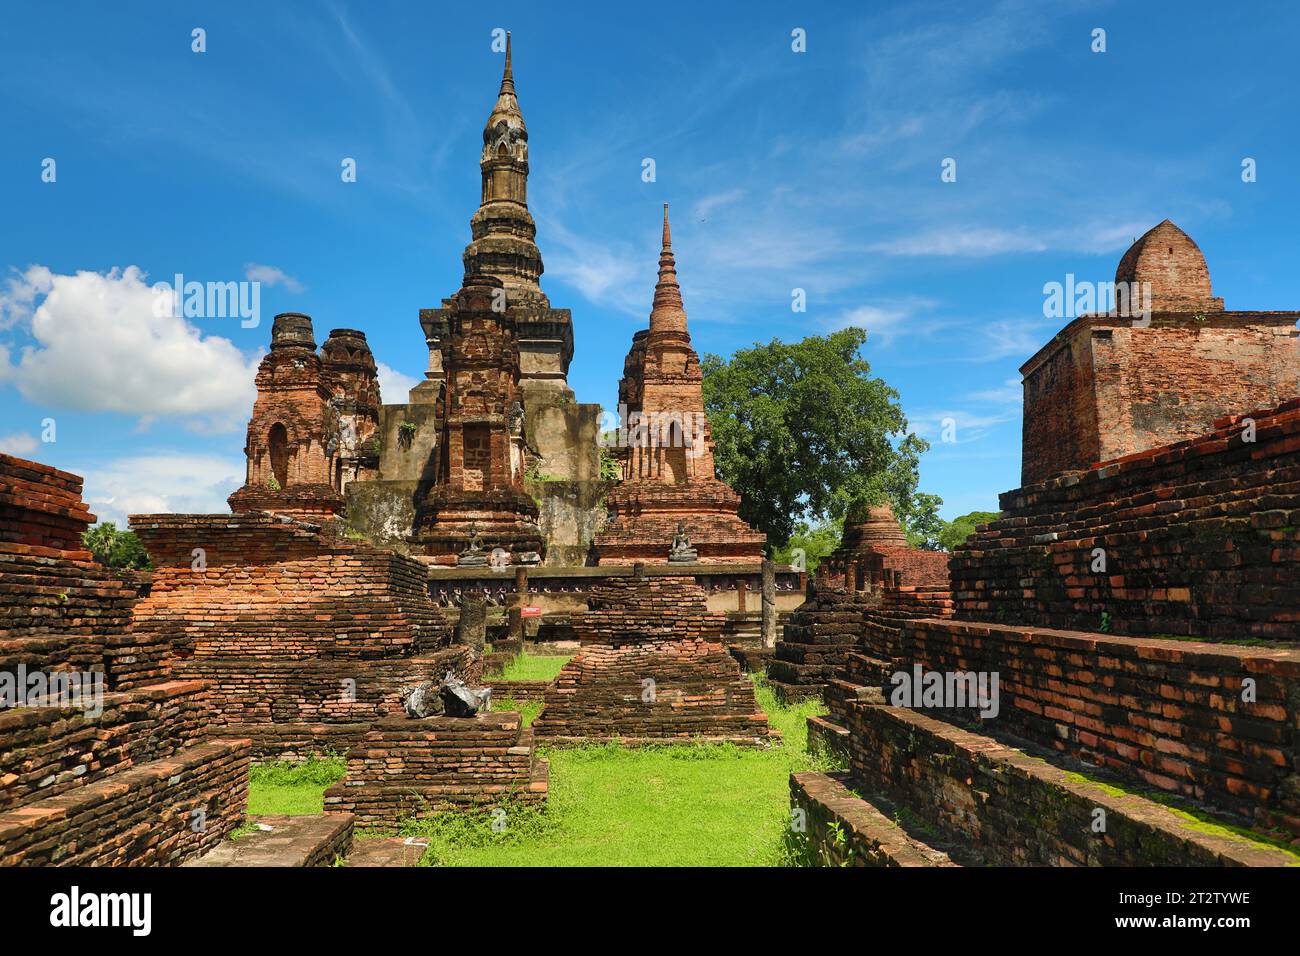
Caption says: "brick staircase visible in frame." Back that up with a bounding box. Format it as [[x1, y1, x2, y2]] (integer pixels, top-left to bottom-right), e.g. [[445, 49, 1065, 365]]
[[793, 699, 1298, 867], [0, 454, 251, 866]]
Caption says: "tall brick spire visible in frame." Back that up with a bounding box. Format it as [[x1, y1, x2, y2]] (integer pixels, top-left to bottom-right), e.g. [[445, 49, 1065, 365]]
[[463, 31, 545, 296], [650, 203, 688, 334]]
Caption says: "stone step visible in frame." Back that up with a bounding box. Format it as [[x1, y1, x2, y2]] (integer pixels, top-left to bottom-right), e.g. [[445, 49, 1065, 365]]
[[806, 714, 851, 762], [789, 771, 964, 867], [184, 813, 354, 867], [0, 737, 250, 866], [765, 677, 825, 705], [0, 679, 213, 813], [843, 702, 1299, 866], [345, 836, 428, 867]]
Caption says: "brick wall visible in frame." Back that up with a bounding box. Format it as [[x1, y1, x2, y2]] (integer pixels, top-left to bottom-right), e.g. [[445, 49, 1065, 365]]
[[1021, 313, 1299, 485], [323, 714, 548, 825], [0, 454, 250, 866], [532, 573, 770, 744], [129, 511, 473, 756], [844, 701, 1289, 866], [895, 618, 1300, 834], [953, 398, 1300, 641]]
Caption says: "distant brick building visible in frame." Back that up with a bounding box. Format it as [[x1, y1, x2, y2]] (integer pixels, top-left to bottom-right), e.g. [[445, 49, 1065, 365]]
[[1020, 219, 1299, 485], [594, 206, 766, 564], [228, 312, 379, 518], [818, 501, 949, 590]]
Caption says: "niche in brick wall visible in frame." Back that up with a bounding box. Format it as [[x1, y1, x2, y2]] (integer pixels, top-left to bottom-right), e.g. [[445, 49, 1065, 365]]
[[269, 423, 289, 487], [463, 424, 490, 491]]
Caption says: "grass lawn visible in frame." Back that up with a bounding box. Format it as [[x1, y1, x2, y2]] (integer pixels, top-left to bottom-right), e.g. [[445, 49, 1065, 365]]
[[246, 754, 346, 816], [245, 676, 837, 866], [498, 651, 571, 682]]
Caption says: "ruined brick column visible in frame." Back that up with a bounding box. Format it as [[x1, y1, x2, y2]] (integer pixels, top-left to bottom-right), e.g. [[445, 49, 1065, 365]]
[[229, 312, 346, 518], [412, 275, 545, 565]]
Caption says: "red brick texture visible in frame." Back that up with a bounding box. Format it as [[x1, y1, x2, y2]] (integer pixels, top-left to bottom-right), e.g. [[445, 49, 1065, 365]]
[[0, 454, 249, 866], [896, 618, 1300, 835], [531, 573, 771, 744], [842, 701, 1294, 866], [323, 713, 548, 826], [128, 511, 472, 757], [953, 398, 1300, 641]]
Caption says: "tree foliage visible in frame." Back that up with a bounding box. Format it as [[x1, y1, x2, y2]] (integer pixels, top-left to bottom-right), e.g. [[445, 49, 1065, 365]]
[[82, 522, 152, 570], [935, 509, 1000, 552], [769, 516, 844, 572], [701, 327, 941, 549]]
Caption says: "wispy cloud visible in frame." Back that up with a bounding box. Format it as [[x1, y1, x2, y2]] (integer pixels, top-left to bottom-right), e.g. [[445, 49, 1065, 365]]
[[244, 263, 304, 293]]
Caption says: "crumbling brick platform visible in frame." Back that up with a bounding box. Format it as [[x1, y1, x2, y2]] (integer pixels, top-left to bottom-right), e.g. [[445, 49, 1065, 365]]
[[323, 712, 548, 826], [0, 454, 250, 867], [530, 572, 771, 746], [128, 511, 473, 757], [953, 398, 1300, 641]]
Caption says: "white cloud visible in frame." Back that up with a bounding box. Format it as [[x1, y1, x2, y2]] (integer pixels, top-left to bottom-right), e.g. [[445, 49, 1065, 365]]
[[870, 228, 1050, 258], [0, 265, 258, 432], [79, 451, 245, 528], [376, 361, 419, 403], [542, 220, 647, 318], [244, 262, 304, 293], [690, 190, 744, 221], [0, 432, 39, 456]]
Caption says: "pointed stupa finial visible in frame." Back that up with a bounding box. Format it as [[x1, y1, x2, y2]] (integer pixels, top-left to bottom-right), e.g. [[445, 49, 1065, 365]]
[[502, 31, 514, 93], [650, 203, 687, 334]]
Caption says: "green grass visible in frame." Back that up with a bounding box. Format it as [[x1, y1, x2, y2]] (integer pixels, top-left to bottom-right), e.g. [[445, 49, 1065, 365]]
[[499, 652, 571, 682], [492, 696, 544, 727], [401, 676, 837, 866], [246, 754, 347, 816], [243, 676, 838, 865]]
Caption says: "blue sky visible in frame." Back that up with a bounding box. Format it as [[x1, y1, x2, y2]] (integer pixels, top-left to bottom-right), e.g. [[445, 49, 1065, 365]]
[[2, 0, 1298, 526]]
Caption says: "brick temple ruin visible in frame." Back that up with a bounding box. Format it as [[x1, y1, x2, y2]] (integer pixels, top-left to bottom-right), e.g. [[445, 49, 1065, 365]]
[[0, 454, 249, 865], [3, 30, 1298, 869], [788, 223, 1300, 867]]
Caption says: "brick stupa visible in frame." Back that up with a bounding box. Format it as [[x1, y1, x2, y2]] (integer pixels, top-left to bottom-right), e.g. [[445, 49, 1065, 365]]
[[818, 500, 949, 590], [594, 206, 766, 564]]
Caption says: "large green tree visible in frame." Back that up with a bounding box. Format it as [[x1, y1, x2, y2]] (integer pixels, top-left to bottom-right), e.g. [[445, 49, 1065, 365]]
[[701, 327, 941, 550]]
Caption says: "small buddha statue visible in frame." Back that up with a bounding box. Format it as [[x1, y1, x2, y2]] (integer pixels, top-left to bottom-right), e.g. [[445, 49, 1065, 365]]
[[668, 522, 698, 563]]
